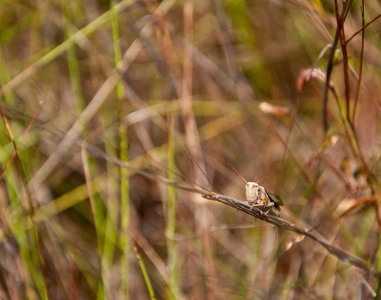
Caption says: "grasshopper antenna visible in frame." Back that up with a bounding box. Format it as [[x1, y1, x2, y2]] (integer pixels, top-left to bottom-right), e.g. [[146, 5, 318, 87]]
[[228, 163, 248, 184], [256, 176, 268, 184], [228, 163, 268, 184]]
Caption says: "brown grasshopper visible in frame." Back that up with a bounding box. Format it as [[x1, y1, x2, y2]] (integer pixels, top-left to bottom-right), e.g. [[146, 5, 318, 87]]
[[228, 163, 283, 214]]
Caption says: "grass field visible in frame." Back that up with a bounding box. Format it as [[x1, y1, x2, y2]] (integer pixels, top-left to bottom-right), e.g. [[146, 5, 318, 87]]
[[0, 0, 381, 299]]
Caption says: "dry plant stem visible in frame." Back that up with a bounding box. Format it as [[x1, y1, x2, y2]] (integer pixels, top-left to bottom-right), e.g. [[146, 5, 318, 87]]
[[181, 3, 208, 188], [181, 5, 218, 296], [346, 13, 381, 44], [323, 0, 351, 132], [81, 141, 104, 294], [334, 0, 351, 125], [323, 30, 339, 133], [201, 193, 374, 276], [352, 0, 365, 124]]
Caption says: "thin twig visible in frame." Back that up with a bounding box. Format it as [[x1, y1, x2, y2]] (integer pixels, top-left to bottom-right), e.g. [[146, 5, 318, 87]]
[[346, 13, 381, 44], [323, 30, 339, 133], [334, 0, 351, 125], [323, 0, 353, 133], [352, 0, 365, 123]]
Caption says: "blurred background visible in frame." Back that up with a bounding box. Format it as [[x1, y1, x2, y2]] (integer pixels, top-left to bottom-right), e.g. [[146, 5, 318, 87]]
[[0, 0, 381, 299]]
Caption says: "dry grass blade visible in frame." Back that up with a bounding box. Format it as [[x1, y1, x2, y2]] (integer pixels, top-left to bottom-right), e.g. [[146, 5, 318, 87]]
[[0, 101, 43, 180]]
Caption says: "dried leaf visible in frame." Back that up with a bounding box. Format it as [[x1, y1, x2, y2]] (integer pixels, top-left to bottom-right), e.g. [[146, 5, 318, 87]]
[[285, 233, 306, 251], [296, 68, 334, 92], [259, 102, 289, 116]]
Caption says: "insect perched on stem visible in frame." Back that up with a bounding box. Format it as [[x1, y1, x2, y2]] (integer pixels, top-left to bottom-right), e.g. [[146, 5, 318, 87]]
[[228, 163, 283, 214]]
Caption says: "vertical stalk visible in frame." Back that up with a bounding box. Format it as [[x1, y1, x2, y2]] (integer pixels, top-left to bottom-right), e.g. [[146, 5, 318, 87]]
[[81, 143, 105, 299], [61, 0, 85, 115], [167, 113, 178, 299], [133, 244, 157, 300], [110, 1, 130, 298], [352, 0, 365, 123]]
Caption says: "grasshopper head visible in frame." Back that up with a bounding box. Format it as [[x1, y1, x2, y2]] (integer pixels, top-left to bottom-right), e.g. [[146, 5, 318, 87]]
[[245, 182, 259, 203]]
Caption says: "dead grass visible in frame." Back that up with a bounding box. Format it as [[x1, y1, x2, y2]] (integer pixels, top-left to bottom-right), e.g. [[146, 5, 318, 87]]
[[0, 0, 381, 299]]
